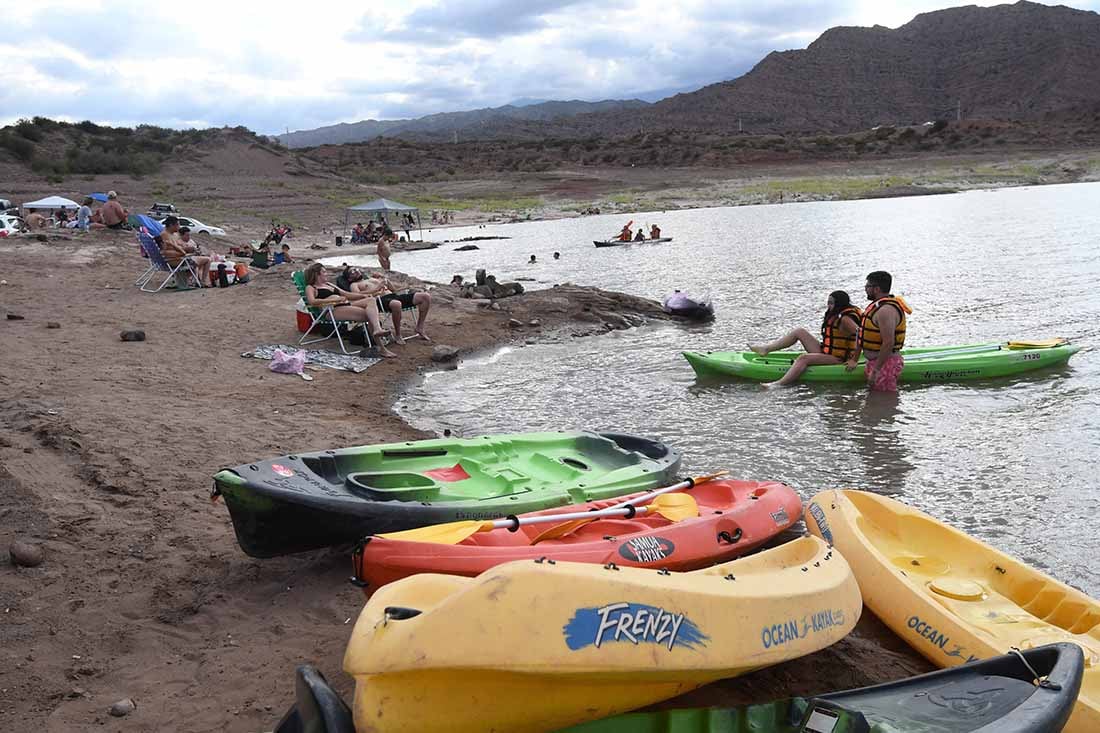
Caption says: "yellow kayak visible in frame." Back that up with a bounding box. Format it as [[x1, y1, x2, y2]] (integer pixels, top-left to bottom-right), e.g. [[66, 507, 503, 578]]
[[343, 535, 861, 733], [805, 490, 1100, 733]]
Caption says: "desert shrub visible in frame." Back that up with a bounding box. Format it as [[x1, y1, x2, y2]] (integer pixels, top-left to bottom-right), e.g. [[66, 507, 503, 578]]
[[15, 119, 43, 141], [32, 116, 61, 131], [0, 132, 36, 161], [76, 120, 103, 134]]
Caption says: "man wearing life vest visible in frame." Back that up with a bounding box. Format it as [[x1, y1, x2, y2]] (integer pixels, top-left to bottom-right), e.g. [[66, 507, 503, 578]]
[[748, 290, 862, 386], [846, 270, 912, 391], [618, 223, 633, 241]]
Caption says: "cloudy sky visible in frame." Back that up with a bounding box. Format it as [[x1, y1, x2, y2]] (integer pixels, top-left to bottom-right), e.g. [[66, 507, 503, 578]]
[[2, 0, 1097, 135]]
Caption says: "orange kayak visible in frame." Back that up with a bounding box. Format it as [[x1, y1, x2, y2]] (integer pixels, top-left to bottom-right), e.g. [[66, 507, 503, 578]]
[[352, 478, 802, 593]]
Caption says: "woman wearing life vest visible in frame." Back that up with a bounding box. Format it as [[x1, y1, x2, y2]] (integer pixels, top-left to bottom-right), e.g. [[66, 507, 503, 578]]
[[748, 290, 862, 386], [845, 270, 912, 391]]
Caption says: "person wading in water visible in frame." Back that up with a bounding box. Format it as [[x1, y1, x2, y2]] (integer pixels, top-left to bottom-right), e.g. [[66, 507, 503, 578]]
[[846, 270, 912, 392]]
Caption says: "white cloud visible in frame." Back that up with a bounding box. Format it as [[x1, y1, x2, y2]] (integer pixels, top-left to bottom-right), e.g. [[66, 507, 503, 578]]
[[0, 0, 1096, 133]]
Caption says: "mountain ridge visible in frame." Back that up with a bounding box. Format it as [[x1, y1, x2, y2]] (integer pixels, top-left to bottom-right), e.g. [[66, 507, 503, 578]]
[[278, 98, 649, 148], [283, 1, 1100, 147]]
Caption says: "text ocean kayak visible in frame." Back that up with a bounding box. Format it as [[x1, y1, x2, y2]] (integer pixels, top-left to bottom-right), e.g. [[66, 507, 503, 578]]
[[343, 535, 860, 732], [351, 479, 802, 591], [559, 643, 1083, 733], [212, 431, 680, 558], [683, 339, 1080, 383], [805, 489, 1100, 733]]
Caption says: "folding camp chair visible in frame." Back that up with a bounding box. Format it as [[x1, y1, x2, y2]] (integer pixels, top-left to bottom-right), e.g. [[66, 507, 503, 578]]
[[135, 231, 201, 293], [375, 292, 424, 342], [292, 270, 373, 355]]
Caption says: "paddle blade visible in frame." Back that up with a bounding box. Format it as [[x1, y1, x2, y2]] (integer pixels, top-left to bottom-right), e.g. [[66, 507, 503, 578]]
[[650, 492, 699, 522], [531, 492, 700, 544], [1007, 338, 1067, 350], [376, 519, 495, 545], [529, 517, 592, 544]]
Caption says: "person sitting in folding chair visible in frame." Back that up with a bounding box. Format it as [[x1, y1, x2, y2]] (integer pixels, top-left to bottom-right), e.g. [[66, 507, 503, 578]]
[[303, 263, 396, 357], [339, 266, 431, 343], [160, 217, 212, 288]]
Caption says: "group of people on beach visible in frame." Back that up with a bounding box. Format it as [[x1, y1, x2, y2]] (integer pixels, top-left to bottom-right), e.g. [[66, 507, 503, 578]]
[[22, 191, 129, 231], [749, 270, 911, 391], [302, 262, 432, 358]]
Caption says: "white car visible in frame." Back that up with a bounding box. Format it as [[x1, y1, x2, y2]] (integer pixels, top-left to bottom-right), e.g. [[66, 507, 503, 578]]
[[0, 213, 24, 234], [157, 215, 227, 237]]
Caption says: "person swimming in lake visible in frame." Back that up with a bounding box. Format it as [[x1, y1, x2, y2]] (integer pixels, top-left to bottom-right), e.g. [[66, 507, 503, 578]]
[[529, 254, 537, 264], [748, 290, 862, 387]]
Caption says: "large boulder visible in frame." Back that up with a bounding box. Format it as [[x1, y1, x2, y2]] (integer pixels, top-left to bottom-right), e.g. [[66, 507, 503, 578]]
[[431, 345, 460, 362]]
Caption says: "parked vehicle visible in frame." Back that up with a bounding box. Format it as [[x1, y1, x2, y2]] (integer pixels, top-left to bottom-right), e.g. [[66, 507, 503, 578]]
[[155, 215, 226, 237], [0, 213, 25, 235], [147, 202, 178, 217]]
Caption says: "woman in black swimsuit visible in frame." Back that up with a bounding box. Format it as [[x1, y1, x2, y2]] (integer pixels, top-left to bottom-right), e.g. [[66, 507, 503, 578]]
[[303, 263, 395, 357]]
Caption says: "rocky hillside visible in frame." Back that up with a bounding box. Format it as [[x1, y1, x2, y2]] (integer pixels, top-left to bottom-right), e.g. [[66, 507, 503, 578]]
[[279, 98, 650, 148], [594, 1, 1100, 135]]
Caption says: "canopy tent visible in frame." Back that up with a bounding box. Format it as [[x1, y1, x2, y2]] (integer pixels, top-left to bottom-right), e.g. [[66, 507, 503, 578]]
[[89, 192, 109, 203], [23, 195, 80, 210], [344, 198, 422, 241]]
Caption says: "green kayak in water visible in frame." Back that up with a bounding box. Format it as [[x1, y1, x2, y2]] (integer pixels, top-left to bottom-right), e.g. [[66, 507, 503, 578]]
[[212, 431, 680, 558], [683, 339, 1081, 384]]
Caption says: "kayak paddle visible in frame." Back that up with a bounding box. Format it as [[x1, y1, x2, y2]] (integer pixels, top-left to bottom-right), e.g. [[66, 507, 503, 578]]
[[375, 472, 724, 546], [529, 471, 726, 543], [899, 338, 1067, 364]]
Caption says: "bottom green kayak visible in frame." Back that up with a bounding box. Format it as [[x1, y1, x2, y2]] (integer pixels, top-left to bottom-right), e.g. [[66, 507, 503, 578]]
[[683, 339, 1081, 383]]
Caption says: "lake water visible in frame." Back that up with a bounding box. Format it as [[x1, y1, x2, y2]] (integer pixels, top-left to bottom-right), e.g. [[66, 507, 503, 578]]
[[376, 184, 1100, 594]]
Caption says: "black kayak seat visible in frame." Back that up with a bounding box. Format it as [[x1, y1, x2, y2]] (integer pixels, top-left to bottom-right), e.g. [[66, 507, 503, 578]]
[[273, 665, 354, 733]]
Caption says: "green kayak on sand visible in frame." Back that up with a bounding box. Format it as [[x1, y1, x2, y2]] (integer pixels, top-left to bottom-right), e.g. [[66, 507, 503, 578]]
[[212, 431, 680, 558], [683, 338, 1081, 383]]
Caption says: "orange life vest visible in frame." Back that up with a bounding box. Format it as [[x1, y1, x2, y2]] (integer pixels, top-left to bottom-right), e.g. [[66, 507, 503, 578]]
[[820, 306, 862, 359], [859, 296, 910, 352]]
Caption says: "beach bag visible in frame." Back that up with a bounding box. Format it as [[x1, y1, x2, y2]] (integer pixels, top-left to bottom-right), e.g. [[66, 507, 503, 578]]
[[269, 348, 306, 375], [344, 324, 367, 347]]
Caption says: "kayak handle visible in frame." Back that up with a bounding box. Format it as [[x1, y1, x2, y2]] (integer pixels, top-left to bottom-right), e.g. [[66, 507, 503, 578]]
[[384, 606, 422, 621], [717, 528, 743, 544]]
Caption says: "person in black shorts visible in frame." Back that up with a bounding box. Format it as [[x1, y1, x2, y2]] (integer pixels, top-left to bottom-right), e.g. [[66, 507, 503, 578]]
[[339, 267, 432, 343]]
